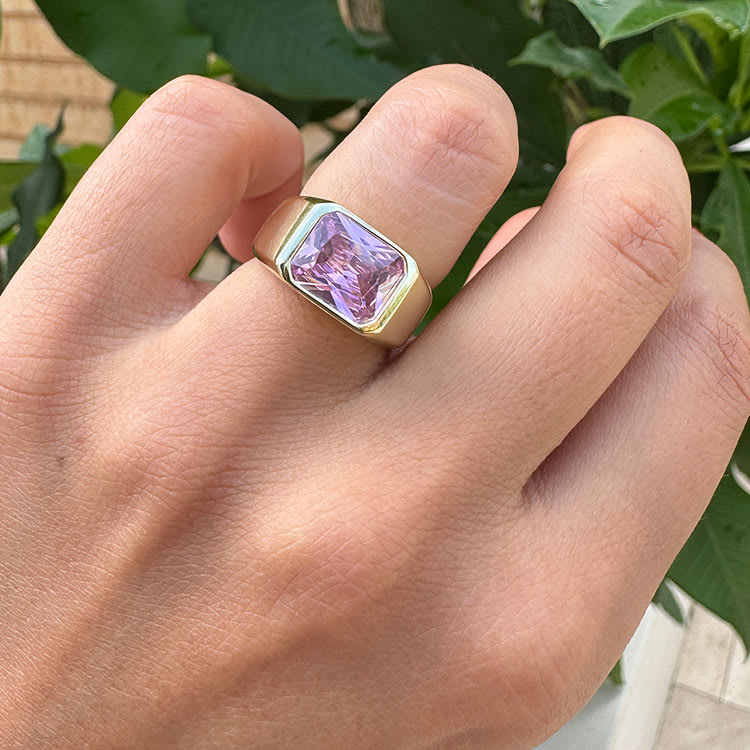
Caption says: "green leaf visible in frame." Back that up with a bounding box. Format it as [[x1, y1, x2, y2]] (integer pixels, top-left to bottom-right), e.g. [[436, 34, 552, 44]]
[[609, 658, 624, 685], [35, 204, 62, 239], [543, 0, 601, 48], [685, 14, 739, 78], [702, 159, 750, 296], [60, 144, 103, 198], [0, 162, 36, 212], [5, 115, 65, 283], [110, 88, 148, 134], [733, 420, 750, 477], [206, 54, 234, 78], [652, 580, 685, 623], [569, 0, 750, 45], [0, 227, 16, 248], [187, 0, 404, 100], [18, 124, 51, 162], [512, 30, 629, 96], [670, 473, 750, 652], [0, 208, 18, 236], [729, 27, 750, 109], [233, 75, 317, 127], [621, 43, 732, 140], [18, 123, 69, 161], [35, 0, 211, 93], [382, 0, 567, 169]]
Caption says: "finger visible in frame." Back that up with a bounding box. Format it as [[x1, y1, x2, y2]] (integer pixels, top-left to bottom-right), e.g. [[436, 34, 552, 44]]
[[519, 232, 750, 682], [13, 76, 302, 313], [466, 206, 539, 281], [383, 116, 692, 485], [218, 171, 303, 263], [184, 64, 519, 388], [302, 65, 518, 289]]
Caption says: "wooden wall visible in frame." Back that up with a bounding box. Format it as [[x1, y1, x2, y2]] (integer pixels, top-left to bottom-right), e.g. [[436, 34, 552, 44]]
[[0, 0, 114, 159]]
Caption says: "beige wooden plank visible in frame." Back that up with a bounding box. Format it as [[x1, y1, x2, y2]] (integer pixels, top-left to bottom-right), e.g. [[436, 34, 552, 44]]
[[2, 0, 40, 13], [0, 15, 77, 61], [0, 137, 24, 160], [0, 59, 113, 102], [1, 98, 111, 144]]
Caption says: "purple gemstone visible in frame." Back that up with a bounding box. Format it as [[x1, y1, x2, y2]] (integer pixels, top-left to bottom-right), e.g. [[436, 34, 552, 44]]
[[289, 210, 407, 326]]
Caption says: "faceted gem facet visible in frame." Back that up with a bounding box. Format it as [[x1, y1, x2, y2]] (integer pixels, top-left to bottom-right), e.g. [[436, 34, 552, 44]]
[[288, 210, 407, 326]]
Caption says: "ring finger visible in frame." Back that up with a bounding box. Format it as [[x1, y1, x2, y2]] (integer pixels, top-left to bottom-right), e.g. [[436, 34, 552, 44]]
[[184, 64, 519, 388]]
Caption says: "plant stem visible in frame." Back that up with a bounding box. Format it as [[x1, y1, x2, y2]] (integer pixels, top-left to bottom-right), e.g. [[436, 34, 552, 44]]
[[686, 155, 750, 173], [671, 24, 709, 85], [729, 32, 750, 111]]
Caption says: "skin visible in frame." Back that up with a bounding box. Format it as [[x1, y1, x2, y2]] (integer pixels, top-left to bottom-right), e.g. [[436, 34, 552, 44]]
[[0, 64, 748, 750]]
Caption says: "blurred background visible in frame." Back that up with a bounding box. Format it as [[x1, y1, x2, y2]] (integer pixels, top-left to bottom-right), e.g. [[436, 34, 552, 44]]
[[0, 0, 112, 157]]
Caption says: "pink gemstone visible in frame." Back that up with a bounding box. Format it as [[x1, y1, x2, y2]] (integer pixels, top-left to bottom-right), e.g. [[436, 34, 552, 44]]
[[289, 211, 406, 326]]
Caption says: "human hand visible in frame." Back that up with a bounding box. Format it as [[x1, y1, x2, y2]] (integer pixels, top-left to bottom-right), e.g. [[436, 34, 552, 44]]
[[1, 65, 748, 749]]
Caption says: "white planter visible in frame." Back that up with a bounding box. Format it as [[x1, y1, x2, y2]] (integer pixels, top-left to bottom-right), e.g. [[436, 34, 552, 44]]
[[537, 600, 686, 750]]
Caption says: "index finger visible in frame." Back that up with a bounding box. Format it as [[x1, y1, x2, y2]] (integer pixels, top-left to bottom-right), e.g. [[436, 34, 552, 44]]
[[15, 77, 303, 300]]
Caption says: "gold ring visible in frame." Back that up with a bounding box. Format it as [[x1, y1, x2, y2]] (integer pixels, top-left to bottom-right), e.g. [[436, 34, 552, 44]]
[[253, 196, 432, 347]]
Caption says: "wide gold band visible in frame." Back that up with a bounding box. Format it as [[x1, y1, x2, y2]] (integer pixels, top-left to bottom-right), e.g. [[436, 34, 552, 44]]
[[253, 196, 432, 348]]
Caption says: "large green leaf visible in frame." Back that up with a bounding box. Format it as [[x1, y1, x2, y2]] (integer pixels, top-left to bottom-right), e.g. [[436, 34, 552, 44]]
[[187, 0, 404, 100], [670, 473, 750, 651], [35, 0, 211, 93], [512, 30, 629, 96], [5, 116, 65, 284], [621, 43, 733, 140], [734, 421, 750, 476], [702, 159, 750, 296], [544, 0, 601, 48], [382, 0, 567, 170], [110, 88, 148, 134], [569, 0, 750, 45]]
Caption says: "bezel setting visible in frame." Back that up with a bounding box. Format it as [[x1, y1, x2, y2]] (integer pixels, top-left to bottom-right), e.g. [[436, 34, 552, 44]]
[[253, 197, 432, 347]]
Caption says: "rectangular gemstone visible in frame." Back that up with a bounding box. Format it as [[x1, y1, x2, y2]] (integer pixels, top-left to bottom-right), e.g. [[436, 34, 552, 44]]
[[287, 210, 407, 326]]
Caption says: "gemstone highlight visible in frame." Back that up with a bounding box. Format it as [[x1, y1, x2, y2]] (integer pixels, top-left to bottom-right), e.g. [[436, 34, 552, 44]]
[[288, 210, 407, 326]]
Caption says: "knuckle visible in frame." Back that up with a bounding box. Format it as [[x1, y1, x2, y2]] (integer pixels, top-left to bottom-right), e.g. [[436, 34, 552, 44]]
[[566, 115, 691, 292], [145, 74, 220, 119], [256, 507, 406, 624], [381, 65, 517, 190], [583, 174, 690, 290], [673, 277, 750, 413], [140, 75, 248, 147], [137, 75, 259, 197]]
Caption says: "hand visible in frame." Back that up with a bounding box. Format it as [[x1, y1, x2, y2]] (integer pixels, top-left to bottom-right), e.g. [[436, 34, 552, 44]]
[[1, 65, 748, 750]]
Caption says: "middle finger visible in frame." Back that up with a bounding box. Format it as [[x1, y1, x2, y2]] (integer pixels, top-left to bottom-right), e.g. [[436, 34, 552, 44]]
[[378, 116, 692, 490], [184, 64, 519, 392]]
